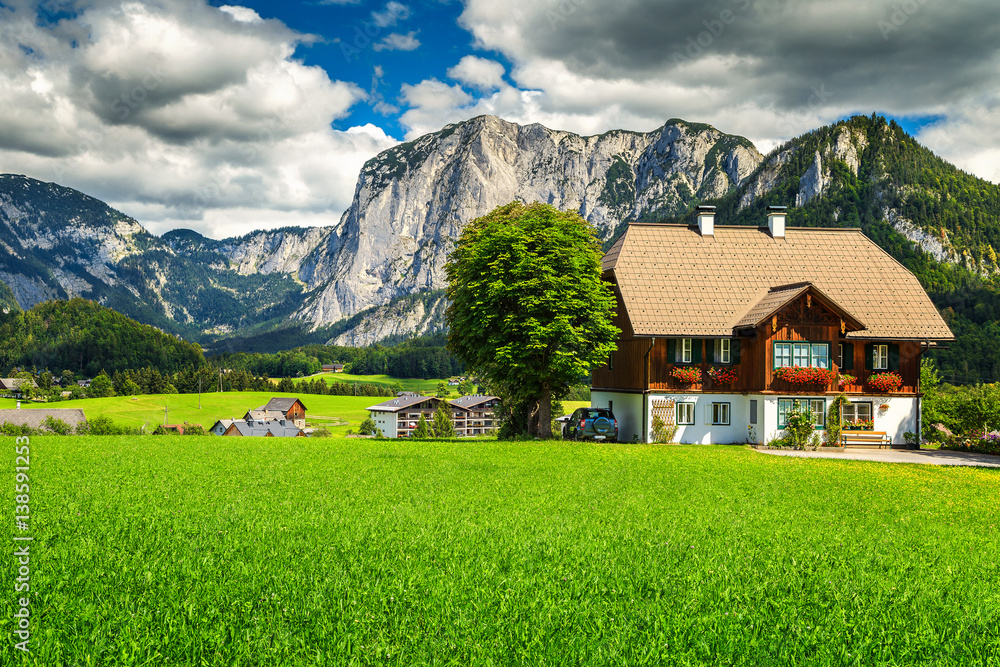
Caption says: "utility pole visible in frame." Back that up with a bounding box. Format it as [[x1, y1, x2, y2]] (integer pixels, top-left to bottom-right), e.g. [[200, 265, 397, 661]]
[[163, 405, 168, 425]]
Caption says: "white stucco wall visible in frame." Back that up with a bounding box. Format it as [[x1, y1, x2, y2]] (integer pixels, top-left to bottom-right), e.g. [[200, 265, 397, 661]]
[[591, 391, 645, 442], [759, 395, 919, 445], [371, 411, 396, 438], [646, 393, 751, 444], [592, 392, 920, 445]]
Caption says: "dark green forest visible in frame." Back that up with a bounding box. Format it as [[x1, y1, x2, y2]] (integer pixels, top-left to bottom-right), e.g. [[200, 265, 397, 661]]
[[0, 298, 205, 376], [212, 333, 463, 380]]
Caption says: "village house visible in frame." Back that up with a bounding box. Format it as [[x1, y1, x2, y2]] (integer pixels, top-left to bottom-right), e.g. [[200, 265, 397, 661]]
[[592, 206, 955, 445], [367, 395, 500, 438], [208, 396, 308, 436], [0, 378, 38, 398], [254, 397, 307, 429], [0, 408, 86, 431], [322, 364, 345, 373], [449, 395, 500, 436], [221, 420, 306, 437]]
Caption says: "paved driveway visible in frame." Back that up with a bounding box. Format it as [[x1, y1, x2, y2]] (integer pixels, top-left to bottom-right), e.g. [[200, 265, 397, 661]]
[[755, 447, 1000, 469]]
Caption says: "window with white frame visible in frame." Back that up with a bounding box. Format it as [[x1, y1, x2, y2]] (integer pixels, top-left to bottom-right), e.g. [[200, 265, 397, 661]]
[[711, 402, 730, 425], [778, 398, 826, 428], [677, 402, 695, 425], [838, 344, 844, 368], [842, 402, 873, 428], [681, 338, 693, 363], [774, 342, 830, 369], [873, 344, 889, 370], [714, 339, 731, 364]]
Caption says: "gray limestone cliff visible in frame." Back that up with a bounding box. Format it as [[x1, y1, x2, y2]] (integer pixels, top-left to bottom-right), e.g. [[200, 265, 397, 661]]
[[294, 115, 762, 326]]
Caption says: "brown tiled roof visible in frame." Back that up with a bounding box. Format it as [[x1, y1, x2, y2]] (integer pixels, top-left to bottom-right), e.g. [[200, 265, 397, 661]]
[[604, 224, 954, 340], [0, 409, 86, 429]]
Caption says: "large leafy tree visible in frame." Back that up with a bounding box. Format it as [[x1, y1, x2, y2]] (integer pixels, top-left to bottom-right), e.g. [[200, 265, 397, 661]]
[[446, 202, 619, 437]]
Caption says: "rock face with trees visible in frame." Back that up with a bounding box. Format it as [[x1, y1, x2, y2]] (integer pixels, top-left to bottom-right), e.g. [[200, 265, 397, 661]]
[[446, 202, 619, 437]]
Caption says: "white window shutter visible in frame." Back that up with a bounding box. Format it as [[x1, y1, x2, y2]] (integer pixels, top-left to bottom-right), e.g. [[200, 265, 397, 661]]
[[705, 404, 713, 425]]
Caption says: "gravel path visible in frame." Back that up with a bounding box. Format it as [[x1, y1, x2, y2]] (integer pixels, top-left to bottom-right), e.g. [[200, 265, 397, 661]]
[[755, 447, 1000, 469]]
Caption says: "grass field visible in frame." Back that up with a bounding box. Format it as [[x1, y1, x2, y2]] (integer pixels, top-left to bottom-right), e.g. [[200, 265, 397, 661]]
[[286, 373, 452, 395], [0, 393, 379, 434], [2, 439, 998, 665], [0, 394, 588, 436]]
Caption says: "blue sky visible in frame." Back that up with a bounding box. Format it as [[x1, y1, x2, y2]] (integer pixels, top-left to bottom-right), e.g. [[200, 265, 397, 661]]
[[210, 0, 496, 137], [1, 0, 998, 238]]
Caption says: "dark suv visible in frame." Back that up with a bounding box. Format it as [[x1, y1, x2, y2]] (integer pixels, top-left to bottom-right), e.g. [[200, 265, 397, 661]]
[[564, 408, 618, 442]]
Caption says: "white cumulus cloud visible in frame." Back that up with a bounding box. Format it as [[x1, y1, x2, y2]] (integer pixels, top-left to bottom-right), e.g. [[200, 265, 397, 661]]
[[0, 0, 399, 239]]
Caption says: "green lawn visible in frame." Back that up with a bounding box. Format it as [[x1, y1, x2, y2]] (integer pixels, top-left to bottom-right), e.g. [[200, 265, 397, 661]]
[[0, 393, 380, 434], [2, 440, 998, 665], [286, 372, 454, 395]]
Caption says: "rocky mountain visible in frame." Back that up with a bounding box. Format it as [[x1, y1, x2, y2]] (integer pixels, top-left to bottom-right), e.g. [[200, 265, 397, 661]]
[[4, 113, 998, 369], [298, 115, 762, 326], [0, 115, 762, 345]]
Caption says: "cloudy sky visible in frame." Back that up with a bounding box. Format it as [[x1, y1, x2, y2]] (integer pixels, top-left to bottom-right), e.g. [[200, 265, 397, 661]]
[[1, 0, 999, 238]]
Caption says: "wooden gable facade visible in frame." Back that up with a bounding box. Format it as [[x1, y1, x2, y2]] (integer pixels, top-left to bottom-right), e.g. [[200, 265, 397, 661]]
[[594, 285, 922, 397]]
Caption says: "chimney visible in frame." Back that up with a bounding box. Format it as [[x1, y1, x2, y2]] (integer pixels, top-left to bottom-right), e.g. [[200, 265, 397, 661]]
[[767, 205, 787, 238], [696, 205, 715, 236]]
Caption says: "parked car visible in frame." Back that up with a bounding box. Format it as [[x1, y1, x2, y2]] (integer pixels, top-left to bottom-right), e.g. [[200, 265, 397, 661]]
[[564, 407, 618, 442]]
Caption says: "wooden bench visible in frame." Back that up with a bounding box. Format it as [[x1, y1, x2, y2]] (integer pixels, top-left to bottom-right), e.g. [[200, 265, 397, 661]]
[[841, 430, 892, 448]]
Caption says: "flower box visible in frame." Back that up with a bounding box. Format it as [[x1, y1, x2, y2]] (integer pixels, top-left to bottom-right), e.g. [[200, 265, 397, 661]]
[[707, 366, 738, 385], [868, 371, 903, 392], [669, 366, 702, 384], [837, 373, 857, 387], [773, 366, 838, 384]]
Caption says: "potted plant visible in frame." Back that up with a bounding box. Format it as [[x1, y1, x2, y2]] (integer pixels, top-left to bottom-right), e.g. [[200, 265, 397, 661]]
[[669, 366, 702, 384], [837, 373, 856, 388], [773, 366, 838, 384], [707, 366, 738, 385], [868, 371, 903, 392]]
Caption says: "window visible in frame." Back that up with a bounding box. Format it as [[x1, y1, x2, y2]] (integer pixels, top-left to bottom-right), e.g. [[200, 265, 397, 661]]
[[775, 343, 792, 368], [873, 344, 889, 370], [681, 338, 693, 364], [774, 341, 830, 369], [778, 398, 826, 428], [750, 399, 758, 425], [609, 400, 613, 414], [608, 351, 613, 370], [714, 339, 731, 364], [712, 402, 730, 425], [842, 402, 873, 429], [793, 342, 810, 367], [677, 402, 695, 425], [838, 344, 843, 368]]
